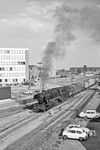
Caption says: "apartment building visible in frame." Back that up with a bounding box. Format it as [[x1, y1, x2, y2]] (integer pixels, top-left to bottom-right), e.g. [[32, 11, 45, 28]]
[[0, 48, 29, 85]]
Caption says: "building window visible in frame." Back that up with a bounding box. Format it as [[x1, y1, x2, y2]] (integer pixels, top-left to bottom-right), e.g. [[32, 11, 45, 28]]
[[15, 79, 18, 82], [5, 50, 10, 53], [0, 79, 2, 82], [5, 79, 8, 82], [0, 67, 4, 71], [17, 61, 25, 65], [10, 67, 13, 71]]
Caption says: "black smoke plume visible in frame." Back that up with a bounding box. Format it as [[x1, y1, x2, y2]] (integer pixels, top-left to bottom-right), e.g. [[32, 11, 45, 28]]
[[41, 1, 100, 90]]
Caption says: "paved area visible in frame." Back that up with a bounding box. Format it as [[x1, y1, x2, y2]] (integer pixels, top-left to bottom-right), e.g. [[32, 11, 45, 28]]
[[59, 140, 86, 150], [0, 99, 20, 110]]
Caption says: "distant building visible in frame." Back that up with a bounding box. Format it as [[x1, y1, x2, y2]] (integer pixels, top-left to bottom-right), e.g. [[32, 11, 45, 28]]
[[83, 65, 87, 73], [0, 48, 29, 85], [70, 67, 83, 74], [70, 66, 100, 74], [29, 65, 40, 82], [56, 69, 69, 77]]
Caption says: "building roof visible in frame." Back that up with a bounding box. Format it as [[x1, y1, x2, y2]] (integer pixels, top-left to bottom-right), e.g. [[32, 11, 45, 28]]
[[0, 48, 29, 50]]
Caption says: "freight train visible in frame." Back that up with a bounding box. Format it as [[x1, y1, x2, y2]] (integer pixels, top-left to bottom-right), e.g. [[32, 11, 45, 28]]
[[26, 78, 96, 113]]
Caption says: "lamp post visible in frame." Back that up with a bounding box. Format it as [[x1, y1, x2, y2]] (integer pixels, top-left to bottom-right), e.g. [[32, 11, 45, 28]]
[[71, 74, 74, 84], [37, 62, 42, 93]]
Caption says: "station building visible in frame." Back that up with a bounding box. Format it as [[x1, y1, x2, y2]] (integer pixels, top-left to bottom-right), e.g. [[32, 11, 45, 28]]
[[0, 48, 29, 85]]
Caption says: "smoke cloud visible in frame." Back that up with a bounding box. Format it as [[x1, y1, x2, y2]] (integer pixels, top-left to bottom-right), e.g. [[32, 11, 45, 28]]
[[41, 1, 100, 90], [41, 41, 59, 89], [79, 6, 100, 42], [41, 4, 76, 90]]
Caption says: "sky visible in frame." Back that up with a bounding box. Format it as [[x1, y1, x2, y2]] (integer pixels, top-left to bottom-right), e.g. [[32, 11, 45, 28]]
[[0, 0, 100, 69]]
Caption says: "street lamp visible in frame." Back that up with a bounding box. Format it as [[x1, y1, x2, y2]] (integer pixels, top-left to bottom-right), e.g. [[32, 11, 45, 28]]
[[71, 74, 74, 84], [37, 62, 43, 93]]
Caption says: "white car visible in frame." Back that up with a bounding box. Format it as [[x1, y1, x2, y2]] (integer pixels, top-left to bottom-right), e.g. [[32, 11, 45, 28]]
[[79, 110, 100, 119], [62, 127, 88, 141], [23, 90, 33, 94], [66, 124, 91, 136]]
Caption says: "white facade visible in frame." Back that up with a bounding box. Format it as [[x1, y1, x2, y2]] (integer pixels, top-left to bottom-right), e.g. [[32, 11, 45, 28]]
[[0, 48, 29, 85]]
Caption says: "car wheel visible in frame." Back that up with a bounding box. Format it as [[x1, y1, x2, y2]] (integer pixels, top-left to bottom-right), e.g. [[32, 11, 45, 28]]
[[63, 135, 68, 140], [79, 137, 84, 141]]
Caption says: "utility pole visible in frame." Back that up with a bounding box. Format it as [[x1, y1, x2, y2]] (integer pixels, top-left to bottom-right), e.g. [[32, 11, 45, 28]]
[[71, 74, 74, 84], [38, 62, 42, 93]]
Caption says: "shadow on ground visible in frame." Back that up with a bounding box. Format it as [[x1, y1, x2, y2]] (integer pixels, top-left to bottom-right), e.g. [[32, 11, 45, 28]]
[[81, 103, 100, 150]]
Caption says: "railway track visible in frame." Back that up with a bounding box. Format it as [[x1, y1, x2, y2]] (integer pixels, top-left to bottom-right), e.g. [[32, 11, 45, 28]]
[[0, 100, 37, 118], [34, 90, 95, 134], [0, 91, 85, 138], [0, 89, 87, 132], [0, 106, 24, 118], [0, 89, 95, 150], [17, 90, 95, 150]]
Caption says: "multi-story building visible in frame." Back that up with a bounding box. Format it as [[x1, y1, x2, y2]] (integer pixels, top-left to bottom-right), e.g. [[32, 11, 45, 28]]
[[29, 65, 40, 81], [0, 48, 29, 85]]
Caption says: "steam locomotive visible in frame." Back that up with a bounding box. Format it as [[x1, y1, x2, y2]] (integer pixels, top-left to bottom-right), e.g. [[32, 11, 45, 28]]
[[31, 78, 96, 112]]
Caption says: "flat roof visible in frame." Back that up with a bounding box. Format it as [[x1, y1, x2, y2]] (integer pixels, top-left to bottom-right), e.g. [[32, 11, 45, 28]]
[[0, 48, 29, 50]]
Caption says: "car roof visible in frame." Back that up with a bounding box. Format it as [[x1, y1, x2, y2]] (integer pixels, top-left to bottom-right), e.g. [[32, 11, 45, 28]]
[[66, 127, 83, 132], [86, 110, 96, 112], [68, 124, 80, 127]]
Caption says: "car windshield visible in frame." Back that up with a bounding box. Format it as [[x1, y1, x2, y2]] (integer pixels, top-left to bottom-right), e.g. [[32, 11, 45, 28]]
[[90, 112, 95, 114], [86, 111, 95, 114], [86, 112, 91, 114], [68, 130, 75, 133], [76, 131, 82, 134], [70, 126, 79, 128], [87, 112, 95, 114]]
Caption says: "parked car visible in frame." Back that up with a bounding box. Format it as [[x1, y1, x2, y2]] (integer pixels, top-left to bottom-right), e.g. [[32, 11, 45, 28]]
[[79, 110, 100, 119], [66, 124, 92, 136], [23, 90, 33, 94], [62, 127, 88, 141], [34, 90, 40, 93]]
